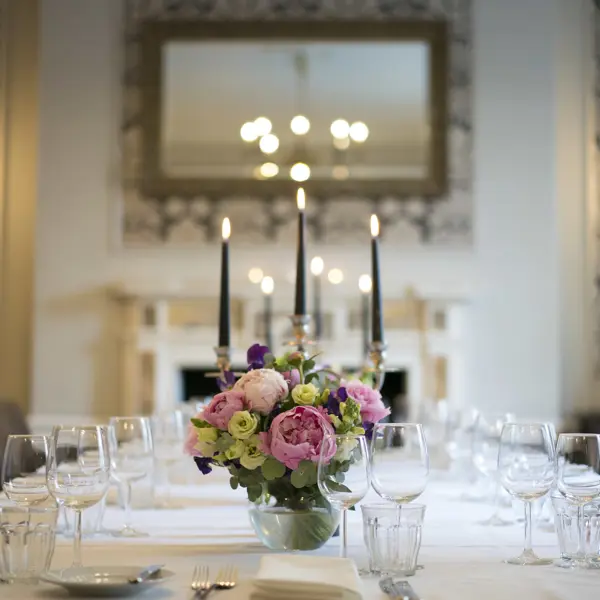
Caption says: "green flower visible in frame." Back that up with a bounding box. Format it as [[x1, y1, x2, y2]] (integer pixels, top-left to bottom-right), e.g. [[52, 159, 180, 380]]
[[291, 383, 319, 406], [240, 435, 267, 470], [194, 426, 219, 455], [224, 439, 245, 460], [228, 411, 259, 440]]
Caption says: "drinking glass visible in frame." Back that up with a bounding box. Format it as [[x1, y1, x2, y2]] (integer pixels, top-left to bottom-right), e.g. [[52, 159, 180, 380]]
[[317, 434, 370, 558], [108, 416, 154, 537], [370, 423, 429, 503], [497, 423, 555, 565], [46, 426, 110, 567], [1, 435, 49, 506], [151, 410, 185, 508], [472, 412, 514, 526], [555, 433, 600, 569]]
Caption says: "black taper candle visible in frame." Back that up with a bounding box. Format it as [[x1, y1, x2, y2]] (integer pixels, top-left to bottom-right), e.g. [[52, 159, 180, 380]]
[[294, 188, 307, 315], [218, 218, 231, 347], [371, 215, 384, 343], [361, 290, 370, 359], [264, 293, 273, 350], [313, 273, 322, 339]]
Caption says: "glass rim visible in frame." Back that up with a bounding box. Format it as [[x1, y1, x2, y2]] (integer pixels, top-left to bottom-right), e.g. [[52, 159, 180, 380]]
[[51, 425, 108, 432], [556, 433, 600, 439], [6, 434, 49, 440], [0, 505, 58, 514], [361, 502, 426, 511], [371, 423, 423, 428]]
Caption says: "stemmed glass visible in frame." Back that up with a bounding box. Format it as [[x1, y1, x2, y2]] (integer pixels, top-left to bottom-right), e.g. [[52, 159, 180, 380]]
[[108, 416, 154, 537], [472, 413, 514, 526], [555, 433, 600, 569], [370, 423, 429, 503], [497, 423, 555, 565], [46, 426, 110, 567], [317, 434, 370, 558], [151, 410, 185, 508], [2, 435, 50, 506]]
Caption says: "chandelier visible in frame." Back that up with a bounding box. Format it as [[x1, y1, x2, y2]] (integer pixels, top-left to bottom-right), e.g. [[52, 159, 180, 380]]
[[238, 52, 369, 182]]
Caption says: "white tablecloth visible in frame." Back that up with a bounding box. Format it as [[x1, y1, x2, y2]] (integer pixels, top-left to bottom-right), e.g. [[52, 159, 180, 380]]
[[2, 469, 599, 599]]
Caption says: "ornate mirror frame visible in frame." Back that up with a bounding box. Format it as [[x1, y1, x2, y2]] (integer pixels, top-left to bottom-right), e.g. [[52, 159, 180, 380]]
[[138, 20, 448, 198]]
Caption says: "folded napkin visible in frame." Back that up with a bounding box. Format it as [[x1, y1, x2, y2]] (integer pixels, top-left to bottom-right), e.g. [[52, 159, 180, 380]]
[[251, 555, 363, 600]]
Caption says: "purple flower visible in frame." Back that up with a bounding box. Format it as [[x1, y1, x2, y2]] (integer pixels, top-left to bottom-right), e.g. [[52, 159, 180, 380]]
[[194, 456, 214, 475], [247, 343, 270, 370], [326, 387, 347, 417], [364, 422, 375, 441], [217, 370, 236, 391]]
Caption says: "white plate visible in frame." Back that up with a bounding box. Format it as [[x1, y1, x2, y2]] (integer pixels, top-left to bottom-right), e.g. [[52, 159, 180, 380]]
[[40, 566, 175, 597]]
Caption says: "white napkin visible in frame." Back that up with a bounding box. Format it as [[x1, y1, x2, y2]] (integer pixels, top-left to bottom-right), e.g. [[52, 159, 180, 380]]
[[251, 555, 363, 600]]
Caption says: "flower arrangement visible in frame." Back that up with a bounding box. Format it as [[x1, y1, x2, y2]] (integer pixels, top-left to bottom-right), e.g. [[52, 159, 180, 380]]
[[185, 344, 390, 519]]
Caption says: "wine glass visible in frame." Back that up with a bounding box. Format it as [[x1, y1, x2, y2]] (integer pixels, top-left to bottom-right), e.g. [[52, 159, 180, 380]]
[[151, 410, 186, 508], [497, 423, 555, 565], [472, 412, 514, 525], [370, 423, 429, 503], [317, 434, 370, 558], [555, 433, 600, 569], [46, 426, 110, 567], [108, 416, 154, 537], [1, 435, 50, 506]]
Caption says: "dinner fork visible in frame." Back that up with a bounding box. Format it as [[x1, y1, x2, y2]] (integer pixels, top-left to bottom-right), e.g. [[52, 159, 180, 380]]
[[191, 565, 237, 598]]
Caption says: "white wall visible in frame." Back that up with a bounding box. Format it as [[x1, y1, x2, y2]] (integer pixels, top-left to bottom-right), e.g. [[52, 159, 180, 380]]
[[33, 0, 594, 423], [466, 0, 594, 421]]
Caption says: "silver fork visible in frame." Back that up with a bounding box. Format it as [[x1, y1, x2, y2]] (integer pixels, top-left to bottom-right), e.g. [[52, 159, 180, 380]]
[[192, 565, 237, 598], [191, 565, 211, 596]]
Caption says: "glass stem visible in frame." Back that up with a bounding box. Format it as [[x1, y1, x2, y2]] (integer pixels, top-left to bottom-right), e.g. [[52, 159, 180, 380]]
[[577, 504, 586, 559], [72, 509, 83, 567], [340, 508, 348, 558], [124, 481, 133, 529], [491, 481, 501, 517], [523, 501, 533, 554]]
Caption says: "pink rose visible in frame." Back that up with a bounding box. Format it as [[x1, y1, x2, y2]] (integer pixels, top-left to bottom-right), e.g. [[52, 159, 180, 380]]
[[344, 380, 390, 423], [262, 406, 336, 470], [234, 369, 288, 415], [202, 390, 246, 430], [184, 422, 202, 457]]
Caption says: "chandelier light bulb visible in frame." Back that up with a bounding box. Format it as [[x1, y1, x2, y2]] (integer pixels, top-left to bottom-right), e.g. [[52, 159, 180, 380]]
[[254, 117, 272, 136], [248, 267, 264, 284], [358, 274, 372, 294], [259, 162, 279, 178], [290, 115, 310, 135], [328, 268, 344, 285], [259, 133, 279, 154], [240, 122, 258, 142], [261, 276, 275, 295], [349, 121, 369, 143], [290, 162, 311, 182], [333, 136, 350, 151], [310, 256, 324, 276], [330, 119, 350, 140]]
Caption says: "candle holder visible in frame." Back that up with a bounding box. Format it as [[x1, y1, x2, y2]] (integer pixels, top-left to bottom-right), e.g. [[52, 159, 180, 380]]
[[366, 340, 387, 391], [205, 346, 233, 380], [286, 314, 313, 357]]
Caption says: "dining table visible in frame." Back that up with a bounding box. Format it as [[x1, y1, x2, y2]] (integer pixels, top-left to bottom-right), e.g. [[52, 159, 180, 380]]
[[1, 467, 598, 600]]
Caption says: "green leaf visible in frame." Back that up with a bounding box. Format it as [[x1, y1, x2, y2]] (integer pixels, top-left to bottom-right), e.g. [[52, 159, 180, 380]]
[[288, 356, 303, 368], [298, 460, 318, 485], [326, 480, 352, 494], [190, 418, 211, 428], [290, 469, 308, 488], [229, 477, 239, 490], [261, 457, 287, 481], [303, 359, 316, 372], [247, 484, 262, 503], [216, 433, 234, 452]]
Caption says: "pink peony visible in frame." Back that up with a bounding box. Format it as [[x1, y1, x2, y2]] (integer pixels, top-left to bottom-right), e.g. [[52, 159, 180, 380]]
[[234, 369, 288, 415], [343, 380, 390, 423], [184, 421, 202, 456], [202, 390, 246, 430], [262, 405, 336, 470]]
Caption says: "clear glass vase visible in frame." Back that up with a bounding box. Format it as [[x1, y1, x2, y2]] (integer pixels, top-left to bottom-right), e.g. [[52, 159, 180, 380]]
[[248, 499, 340, 551]]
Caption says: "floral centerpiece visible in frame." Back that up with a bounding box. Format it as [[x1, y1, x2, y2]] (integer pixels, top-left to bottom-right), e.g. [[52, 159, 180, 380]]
[[184, 343, 390, 551]]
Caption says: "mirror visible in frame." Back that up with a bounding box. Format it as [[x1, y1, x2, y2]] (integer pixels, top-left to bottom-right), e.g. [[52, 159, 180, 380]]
[[140, 22, 448, 198]]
